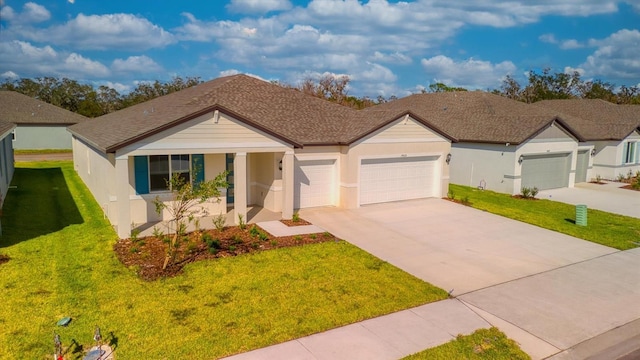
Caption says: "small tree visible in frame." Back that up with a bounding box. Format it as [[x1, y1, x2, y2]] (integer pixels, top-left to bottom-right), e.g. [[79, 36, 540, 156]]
[[154, 170, 227, 270]]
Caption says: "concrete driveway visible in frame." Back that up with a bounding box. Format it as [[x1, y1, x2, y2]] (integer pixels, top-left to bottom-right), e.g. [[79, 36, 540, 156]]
[[538, 181, 640, 218], [300, 199, 640, 359]]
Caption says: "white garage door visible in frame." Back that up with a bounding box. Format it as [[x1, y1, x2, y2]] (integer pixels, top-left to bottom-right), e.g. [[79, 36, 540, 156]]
[[294, 159, 336, 209], [360, 156, 439, 205], [521, 153, 571, 190]]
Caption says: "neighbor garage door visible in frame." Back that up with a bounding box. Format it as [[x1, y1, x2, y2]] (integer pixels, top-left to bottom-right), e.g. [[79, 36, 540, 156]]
[[575, 150, 589, 183], [294, 159, 336, 209], [521, 153, 571, 190], [360, 156, 439, 205]]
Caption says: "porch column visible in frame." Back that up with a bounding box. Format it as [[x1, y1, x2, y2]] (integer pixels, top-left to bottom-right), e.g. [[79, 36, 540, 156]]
[[115, 156, 131, 238], [282, 151, 294, 219], [234, 152, 247, 224]]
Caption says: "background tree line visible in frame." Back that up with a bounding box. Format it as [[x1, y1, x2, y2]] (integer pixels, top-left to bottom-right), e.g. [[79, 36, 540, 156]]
[[1, 70, 638, 118]]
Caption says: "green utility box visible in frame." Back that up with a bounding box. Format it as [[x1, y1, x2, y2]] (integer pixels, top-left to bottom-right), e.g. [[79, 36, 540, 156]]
[[576, 204, 588, 226]]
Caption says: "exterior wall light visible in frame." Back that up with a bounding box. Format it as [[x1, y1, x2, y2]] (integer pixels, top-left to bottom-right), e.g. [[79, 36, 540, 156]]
[[591, 148, 596, 156], [278, 159, 283, 171], [446, 153, 452, 164], [518, 155, 524, 164]]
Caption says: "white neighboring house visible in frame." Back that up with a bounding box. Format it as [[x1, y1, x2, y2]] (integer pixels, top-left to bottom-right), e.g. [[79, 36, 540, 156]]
[[68, 74, 453, 238], [365, 91, 586, 195], [537, 100, 640, 180], [0, 121, 16, 209], [0, 91, 88, 150]]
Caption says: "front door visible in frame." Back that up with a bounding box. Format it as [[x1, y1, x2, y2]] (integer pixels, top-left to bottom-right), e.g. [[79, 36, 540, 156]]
[[226, 153, 234, 205]]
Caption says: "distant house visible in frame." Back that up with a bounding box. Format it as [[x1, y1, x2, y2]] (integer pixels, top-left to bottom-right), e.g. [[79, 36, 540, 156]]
[[0, 91, 88, 150], [68, 74, 453, 238], [536, 99, 640, 180], [365, 91, 587, 195], [0, 121, 16, 208]]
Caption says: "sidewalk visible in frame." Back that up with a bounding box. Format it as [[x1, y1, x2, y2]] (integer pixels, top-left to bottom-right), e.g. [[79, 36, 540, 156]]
[[223, 299, 490, 360]]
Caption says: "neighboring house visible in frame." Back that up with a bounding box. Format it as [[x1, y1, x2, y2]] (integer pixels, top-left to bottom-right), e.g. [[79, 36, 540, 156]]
[[364, 91, 587, 195], [0, 91, 88, 150], [536, 99, 640, 180], [68, 74, 453, 238], [0, 121, 16, 209]]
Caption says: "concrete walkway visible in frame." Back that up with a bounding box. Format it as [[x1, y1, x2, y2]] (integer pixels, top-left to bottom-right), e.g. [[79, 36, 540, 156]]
[[224, 199, 640, 359], [225, 300, 490, 360], [538, 181, 640, 218]]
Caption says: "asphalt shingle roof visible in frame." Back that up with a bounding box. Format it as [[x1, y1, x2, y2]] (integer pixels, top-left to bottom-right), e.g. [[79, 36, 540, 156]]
[[0, 91, 88, 125], [363, 91, 581, 144], [535, 99, 640, 141], [0, 121, 16, 136], [69, 74, 363, 152]]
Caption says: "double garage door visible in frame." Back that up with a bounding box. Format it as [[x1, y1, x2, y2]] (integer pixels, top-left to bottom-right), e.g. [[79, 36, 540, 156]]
[[521, 153, 571, 190], [294, 156, 440, 209]]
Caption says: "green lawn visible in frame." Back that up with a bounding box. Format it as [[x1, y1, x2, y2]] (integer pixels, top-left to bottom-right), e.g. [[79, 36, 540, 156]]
[[0, 162, 448, 359], [450, 184, 640, 250], [14, 149, 72, 155], [403, 328, 530, 360]]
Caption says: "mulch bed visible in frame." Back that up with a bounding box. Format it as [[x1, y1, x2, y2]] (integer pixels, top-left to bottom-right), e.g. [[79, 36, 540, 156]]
[[280, 218, 312, 226], [114, 224, 337, 281], [511, 195, 539, 200], [0, 254, 9, 265], [621, 184, 640, 191]]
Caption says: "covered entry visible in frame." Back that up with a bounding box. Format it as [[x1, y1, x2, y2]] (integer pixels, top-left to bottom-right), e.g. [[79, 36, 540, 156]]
[[359, 156, 439, 205], [521, 153, 571, 190], [575, 150, 589, 183]]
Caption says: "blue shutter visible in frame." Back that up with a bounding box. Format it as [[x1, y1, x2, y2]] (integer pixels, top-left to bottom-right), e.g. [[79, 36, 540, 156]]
[[192, 154, 205, 186], [134, 156, 149, 194]]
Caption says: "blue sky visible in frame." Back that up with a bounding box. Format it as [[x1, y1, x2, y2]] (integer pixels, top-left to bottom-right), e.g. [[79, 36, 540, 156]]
[[1, 0, 639, 97]]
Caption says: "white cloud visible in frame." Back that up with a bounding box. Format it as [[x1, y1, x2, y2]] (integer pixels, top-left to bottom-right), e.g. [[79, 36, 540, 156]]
[[227, 0, 292, 14], [564, 66, 585, 76], [1, 2, 50, 23], [560, 39, 583, 49], [104, 81, 131, 94], [112, 56, 163, 74], [0, 5, 15, 21], [1, 71, 19, 80], [420, 55, 517, 89], [580, 29, 640, 80], [0, 40, 109, 78], [539, 33, 558, 44], [19, 13, 175, 51], [370, 51, 412, 65]]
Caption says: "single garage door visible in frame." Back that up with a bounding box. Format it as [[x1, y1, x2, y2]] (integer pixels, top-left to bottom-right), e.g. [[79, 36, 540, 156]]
[[521, 153, 571, 190], [575, 150, 589, 183], [360, 156, 439, 205], [294, 159, 336, 209]]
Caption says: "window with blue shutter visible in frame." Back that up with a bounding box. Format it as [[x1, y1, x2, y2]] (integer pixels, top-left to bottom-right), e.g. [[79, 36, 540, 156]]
[[134, 156, 149, 194], [192, 154, 205, 187], [622, 142, 629, 164]]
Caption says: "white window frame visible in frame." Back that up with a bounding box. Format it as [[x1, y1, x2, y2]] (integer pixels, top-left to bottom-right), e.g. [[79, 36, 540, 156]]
[[624, 141, 637, 164]]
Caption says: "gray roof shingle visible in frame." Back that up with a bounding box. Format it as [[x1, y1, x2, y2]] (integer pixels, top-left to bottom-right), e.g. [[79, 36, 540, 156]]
[[0, 91, 88, 125], [69, 74, 363, 152], [0, 121, 16, 136], [363, 91, 582, 144], [535, 99, 640, 141]]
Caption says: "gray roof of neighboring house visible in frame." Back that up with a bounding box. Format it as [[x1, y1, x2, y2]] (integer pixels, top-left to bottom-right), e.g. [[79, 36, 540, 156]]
[[363, 91, 582, 144], [535, 99, 640, 141], [0, 91, 88, 125], [69, 74, 370, 153], [0, 121, 16, 137]]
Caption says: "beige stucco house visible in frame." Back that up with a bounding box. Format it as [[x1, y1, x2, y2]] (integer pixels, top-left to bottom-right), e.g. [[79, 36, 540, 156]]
[[365, 92, 587, 195], [68, 75, 453, 238], [536, 99, 640, 180], [0, 91, 87, 150]]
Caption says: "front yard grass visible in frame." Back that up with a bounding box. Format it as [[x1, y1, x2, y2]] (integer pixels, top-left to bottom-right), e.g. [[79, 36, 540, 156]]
[[0, 161, 448, 359], [450, 184, 640, 250], [403, 327, 530, 360]]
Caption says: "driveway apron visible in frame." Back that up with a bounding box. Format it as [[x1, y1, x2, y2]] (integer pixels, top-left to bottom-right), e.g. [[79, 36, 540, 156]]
[[538, 182, 640, 218]]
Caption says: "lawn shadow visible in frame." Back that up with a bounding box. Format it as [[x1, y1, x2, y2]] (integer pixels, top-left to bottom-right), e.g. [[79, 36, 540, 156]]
[[0, 167, 83, 247], [564, 218, 576, 224]]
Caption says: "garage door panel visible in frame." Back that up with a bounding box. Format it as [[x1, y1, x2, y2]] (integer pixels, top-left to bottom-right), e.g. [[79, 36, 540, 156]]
[[360, 156, 439, 205], [294, 159, 335, 209], [521, 153, 571, 190]]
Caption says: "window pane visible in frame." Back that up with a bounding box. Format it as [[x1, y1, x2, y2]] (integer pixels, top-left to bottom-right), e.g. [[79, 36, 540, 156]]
[[171, 154, 191, 185], [149, 155, 169, 191]]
